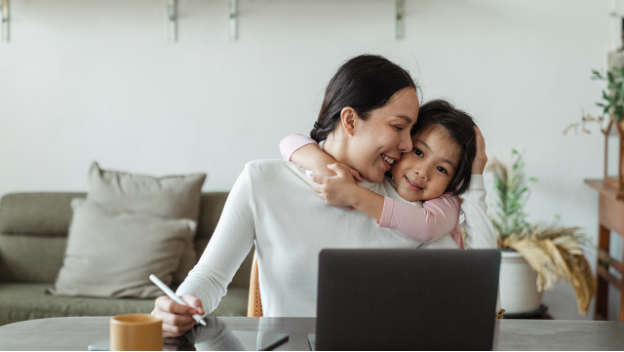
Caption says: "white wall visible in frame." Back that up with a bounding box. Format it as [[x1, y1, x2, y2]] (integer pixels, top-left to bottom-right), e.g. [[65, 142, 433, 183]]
[[0, 0, 619, 320]]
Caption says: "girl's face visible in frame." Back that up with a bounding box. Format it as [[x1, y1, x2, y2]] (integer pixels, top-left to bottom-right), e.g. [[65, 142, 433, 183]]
[[391, 124, 462, 202], [347, 87, 419, 183]]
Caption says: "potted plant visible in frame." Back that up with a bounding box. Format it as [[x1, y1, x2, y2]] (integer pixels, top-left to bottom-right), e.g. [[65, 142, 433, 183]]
[[488, 150, 595, 316], [592, 66, 624, 129], [564, 65, 624, 136], [564, 63, 624, 200]]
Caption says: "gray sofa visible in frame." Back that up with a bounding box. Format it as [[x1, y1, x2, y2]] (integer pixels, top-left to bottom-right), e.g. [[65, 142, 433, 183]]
[[0, 192, 254, 326]]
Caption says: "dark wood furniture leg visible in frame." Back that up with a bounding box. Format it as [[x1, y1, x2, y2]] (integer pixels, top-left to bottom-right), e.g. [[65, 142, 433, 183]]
[[595, 225, 610, 321], [621, 242, 624, 322]]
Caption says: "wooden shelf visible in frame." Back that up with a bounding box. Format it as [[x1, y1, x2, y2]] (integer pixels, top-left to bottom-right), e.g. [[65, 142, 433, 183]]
[[585, 179, 624, 200]]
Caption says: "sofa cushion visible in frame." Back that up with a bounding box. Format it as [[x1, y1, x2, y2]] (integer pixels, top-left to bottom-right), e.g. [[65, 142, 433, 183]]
[[87, 163, 206, 284], [48, 199, 195, 298], [0, 192, 225, 242], [0, 193, 84, 237], [0, 234, 66, 283], [0, 283, 248, 326], [0, 192, 253, 287]]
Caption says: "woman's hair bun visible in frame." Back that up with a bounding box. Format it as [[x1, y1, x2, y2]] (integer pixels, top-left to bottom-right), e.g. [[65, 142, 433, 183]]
[[311, 55, 416, 142]]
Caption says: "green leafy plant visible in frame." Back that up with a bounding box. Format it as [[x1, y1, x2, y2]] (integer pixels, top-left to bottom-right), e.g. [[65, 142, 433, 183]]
[[591, 65, 624, 122], [562, 66, 623, 135], [487, 149, 537, 240]]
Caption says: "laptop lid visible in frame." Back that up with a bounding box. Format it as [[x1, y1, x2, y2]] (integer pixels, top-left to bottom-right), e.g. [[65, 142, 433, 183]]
[[315, 249, 501, 351]]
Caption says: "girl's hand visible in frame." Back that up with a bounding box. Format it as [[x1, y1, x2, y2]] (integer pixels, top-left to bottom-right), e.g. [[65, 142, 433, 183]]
[[472, 126, 487, 175], [289, 142, 363, 181], [312, 163, 361, 207], [314, 163, 364, 182], [348, 167, 364, 182]]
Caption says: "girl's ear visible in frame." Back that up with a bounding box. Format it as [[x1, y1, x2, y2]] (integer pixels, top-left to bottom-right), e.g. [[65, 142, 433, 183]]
[[340, 107, 358, 137]]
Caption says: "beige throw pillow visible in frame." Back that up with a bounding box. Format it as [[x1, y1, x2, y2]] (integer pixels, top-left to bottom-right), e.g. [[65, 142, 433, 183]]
[[48, 199, 196, 298], [87, 162, 206, 283]]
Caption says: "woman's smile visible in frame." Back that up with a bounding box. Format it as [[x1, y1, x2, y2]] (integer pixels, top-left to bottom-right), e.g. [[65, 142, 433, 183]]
[[382, 154, 397, 171]]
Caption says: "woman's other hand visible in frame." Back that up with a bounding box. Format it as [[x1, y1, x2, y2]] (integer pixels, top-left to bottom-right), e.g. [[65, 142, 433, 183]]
[[312, 163, 361, 207], [152, 294, 204, 337], [472, 126, 487, 175]]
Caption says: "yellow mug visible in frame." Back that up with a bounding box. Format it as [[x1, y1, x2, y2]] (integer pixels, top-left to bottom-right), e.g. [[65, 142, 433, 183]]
[[110, 314, 163, 351]]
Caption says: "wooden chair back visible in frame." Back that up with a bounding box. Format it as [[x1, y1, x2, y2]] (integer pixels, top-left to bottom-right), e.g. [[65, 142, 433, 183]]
[[247, 250, 263, 317]]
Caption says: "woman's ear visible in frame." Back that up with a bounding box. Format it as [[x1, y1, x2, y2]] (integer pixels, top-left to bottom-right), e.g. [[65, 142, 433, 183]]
[[340, 107, 358, 137]]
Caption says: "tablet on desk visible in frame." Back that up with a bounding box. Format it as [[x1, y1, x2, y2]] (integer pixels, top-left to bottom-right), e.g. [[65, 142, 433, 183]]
[[88, 319, 288, 351]]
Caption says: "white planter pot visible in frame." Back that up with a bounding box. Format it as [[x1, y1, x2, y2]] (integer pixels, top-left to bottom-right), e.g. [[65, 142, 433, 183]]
[[499, 250, 543, 314]]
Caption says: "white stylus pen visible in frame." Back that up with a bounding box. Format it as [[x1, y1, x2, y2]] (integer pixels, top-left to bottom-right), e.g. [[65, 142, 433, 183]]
[[149, 274, 207, 326]]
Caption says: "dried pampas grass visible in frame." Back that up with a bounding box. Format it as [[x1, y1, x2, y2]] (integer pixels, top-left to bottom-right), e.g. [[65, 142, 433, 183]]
[[502, 226, 595, 315]]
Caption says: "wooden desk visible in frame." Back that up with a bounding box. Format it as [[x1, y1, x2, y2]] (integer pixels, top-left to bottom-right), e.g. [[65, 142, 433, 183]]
[[0, 317, 623, 351], [585, 179, 624, 321]]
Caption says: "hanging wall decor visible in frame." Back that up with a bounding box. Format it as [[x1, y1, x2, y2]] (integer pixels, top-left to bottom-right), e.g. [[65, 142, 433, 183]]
[[229, 0, 238, 41], [166, 0, 177, 43], [1, 0, 9, 42], [3, 0, 406, 44], [396, 0, 404, 39]]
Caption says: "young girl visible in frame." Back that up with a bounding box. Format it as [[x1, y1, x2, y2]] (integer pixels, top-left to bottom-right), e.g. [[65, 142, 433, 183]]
[[280, 99, 489, 249]]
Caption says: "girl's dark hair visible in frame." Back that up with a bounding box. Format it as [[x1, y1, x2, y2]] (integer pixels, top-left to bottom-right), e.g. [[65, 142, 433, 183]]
[[310, 55, 416, 142], [412, 99, 477, 196]]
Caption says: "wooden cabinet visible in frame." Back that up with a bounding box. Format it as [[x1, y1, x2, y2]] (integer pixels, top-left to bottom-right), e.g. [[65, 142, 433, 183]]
[[585, 179, 624, 321]]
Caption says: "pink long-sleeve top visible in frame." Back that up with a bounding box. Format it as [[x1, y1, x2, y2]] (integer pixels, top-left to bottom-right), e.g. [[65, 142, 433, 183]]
[[279, 134, 465, 248]]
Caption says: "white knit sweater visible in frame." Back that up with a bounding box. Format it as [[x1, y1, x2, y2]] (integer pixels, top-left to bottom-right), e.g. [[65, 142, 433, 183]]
[[176, 160, 496, 317]]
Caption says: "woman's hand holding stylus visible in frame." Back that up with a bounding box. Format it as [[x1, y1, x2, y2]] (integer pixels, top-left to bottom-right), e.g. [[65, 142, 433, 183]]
[[152, 294, 205, 337]]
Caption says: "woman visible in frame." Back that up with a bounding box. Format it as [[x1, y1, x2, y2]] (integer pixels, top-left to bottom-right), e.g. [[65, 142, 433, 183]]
[[152, 55, 494, 337]]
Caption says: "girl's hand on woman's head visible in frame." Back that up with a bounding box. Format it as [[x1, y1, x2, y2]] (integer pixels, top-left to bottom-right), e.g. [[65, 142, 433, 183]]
[[312, 163, 362, 207], [471, 126, 487, 175]]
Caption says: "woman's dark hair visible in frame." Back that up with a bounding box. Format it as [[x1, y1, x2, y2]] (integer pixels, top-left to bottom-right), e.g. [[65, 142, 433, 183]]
[[412, 99, 477, 196], [310, 55, 416, 142]]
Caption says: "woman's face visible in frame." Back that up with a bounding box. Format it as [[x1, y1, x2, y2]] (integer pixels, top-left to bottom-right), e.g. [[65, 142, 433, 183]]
[[391, 124, 461, 202], [348, 87, 419, 183]]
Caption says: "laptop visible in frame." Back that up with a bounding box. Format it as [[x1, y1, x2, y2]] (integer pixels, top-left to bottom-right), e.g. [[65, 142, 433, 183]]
[[312, 249, 501, 351]]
